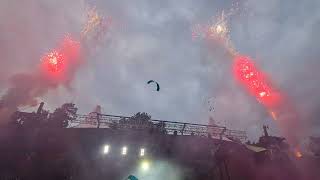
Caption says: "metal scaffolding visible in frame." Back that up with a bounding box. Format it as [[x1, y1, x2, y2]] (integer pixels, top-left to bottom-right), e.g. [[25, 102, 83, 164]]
[[70, 113, 247, 141]]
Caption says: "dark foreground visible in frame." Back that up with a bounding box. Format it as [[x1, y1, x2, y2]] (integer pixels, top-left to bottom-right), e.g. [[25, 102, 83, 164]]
[[0, 127, 318, 180]]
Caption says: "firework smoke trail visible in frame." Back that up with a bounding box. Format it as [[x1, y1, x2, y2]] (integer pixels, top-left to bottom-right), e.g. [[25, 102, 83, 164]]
[[233, 55, 282, 108], [194, 8, 303, 146], [233, 55, 303, 146]]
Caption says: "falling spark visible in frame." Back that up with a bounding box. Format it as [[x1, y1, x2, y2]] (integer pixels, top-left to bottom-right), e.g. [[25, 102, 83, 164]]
[[81, 6, 112, 42], [295, 150, 303, 158], [269, 111, 277, 121], [81, 7, 103, 38], [259, 91, 266, 97]]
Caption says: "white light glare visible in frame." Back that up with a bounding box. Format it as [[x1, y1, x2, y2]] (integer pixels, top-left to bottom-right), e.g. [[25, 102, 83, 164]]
[[103, 145, 110, 154], [122, 146, 127, 155], [141, 160, 150, 172], [140, 148, 145, 157]]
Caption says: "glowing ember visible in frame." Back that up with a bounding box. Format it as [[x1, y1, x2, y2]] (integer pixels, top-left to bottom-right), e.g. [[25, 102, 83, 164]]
[[216, 25, 223, 34], [295, 150, 303, 158], [269, 111, 277, 120], [49, 54, 58, 65], [259, 91, 266, 97], [233, 55, 281, 108]]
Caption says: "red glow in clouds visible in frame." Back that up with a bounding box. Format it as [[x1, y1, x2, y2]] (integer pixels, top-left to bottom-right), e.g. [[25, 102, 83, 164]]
[[41, 36, 80, 79], [233, 55, 281, 108]]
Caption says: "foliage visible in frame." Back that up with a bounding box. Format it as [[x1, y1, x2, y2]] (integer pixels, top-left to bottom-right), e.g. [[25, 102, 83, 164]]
[[129, 112, 151, 122], [49, 103, 78, 128]]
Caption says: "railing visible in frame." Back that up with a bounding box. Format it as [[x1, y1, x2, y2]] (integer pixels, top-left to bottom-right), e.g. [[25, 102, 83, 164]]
[[70, 113, 247, 141]]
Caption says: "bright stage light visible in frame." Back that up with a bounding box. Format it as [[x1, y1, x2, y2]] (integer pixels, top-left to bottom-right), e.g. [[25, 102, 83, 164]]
[[140, 148, 145, 157], [103, 145, 110, 154], [122, 146, 128, 155], [140, 160, 150, 172]]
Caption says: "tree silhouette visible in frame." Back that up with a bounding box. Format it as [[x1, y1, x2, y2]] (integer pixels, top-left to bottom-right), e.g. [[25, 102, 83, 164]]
[[118, 112, 153, 130], [129, 112, 151, 122], [49, 103, 78, 128]]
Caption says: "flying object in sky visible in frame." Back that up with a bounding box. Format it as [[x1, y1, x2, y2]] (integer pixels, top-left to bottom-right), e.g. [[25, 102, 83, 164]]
[[147, 80, 160, 91]]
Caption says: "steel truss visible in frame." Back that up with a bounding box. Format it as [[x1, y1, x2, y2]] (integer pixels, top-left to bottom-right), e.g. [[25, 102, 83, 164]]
[[71, 113, 247, 141]]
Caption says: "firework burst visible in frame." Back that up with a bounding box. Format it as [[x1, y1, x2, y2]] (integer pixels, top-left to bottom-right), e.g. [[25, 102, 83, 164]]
[[206, 11, 229, 40], [81, 7, 103, 38], [191, 6, 307, 148], [81, 6, 113, 42], [197, 7, 303, 145], [192, 10, 238, 58], [42, 50, 64, 73], [40, 35, 81, 82]]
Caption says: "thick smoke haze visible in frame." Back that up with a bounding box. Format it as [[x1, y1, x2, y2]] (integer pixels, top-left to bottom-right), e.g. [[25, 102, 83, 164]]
[[128, 160, 183, 180], [1, 0, 320, 140], [0, 36, 82, 124], [0, 0, 84, 123]]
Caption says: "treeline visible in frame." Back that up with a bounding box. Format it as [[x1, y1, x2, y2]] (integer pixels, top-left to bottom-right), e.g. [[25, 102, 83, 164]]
[[9, 102, 77, 128]]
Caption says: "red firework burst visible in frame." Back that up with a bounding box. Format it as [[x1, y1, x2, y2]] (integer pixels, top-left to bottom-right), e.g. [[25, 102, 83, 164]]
[[42, 50, 64, 73], [41, 36, 80, 79], [233, 55, 281, 108]]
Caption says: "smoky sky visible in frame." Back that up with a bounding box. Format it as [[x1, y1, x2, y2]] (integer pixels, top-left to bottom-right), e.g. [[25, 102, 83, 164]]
[[1, 0, 320, 140]]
